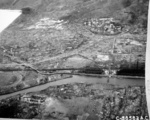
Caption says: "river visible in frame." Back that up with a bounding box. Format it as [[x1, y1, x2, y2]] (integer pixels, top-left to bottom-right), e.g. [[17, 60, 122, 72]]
[[0, 75, 145, 100]]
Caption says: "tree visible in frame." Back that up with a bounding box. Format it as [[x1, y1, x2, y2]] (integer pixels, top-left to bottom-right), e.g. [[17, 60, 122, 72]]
[[21, 7, 33, 14]]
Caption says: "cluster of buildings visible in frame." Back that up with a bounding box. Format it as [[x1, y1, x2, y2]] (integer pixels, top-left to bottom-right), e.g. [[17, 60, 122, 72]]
[[84, 17, 122, 35], [20, 94, 47, 104]]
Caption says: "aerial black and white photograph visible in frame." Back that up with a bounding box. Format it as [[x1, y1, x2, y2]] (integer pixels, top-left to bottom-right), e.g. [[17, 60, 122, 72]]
[[0, 0, 149, 120]]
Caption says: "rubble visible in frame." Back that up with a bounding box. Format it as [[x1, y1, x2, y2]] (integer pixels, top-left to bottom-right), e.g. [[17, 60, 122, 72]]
[[21, 94, 46, 104], [0, 83, 148, 120], [95, 54, 110, 61], [26, 18, 67, 30], [113, 38, 145, 54], [84, 18, 123, 35], [41, 97, 69, 119]]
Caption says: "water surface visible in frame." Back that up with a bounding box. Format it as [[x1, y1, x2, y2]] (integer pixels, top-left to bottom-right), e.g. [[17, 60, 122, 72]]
[[0, 75, 145, 100]]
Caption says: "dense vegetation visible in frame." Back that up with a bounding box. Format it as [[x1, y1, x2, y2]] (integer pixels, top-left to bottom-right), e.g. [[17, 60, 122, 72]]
[[121, 0, 149, 28]]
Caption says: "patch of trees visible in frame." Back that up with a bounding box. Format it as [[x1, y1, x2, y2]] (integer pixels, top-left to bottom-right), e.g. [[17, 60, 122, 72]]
[[0, 99, 22, 118], [21, 7, 34, 14], [122, 0, 132, 7], [122, 0, 149, 28], [78, 66, 104, 74]]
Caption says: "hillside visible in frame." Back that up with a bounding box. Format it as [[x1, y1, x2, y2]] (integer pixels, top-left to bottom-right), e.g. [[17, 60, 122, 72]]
[[0, 0, 148, 29]]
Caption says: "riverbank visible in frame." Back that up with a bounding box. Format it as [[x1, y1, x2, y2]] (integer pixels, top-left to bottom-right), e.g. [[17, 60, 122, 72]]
[[0, 75, 145, 100], [0, 72, 145, 96], [0, 82, 148, 120], [0, 74, 73, 96]]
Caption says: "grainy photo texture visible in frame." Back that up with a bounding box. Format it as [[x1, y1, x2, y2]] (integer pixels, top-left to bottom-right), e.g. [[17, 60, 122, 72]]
[[0, 0, 149, 120]]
